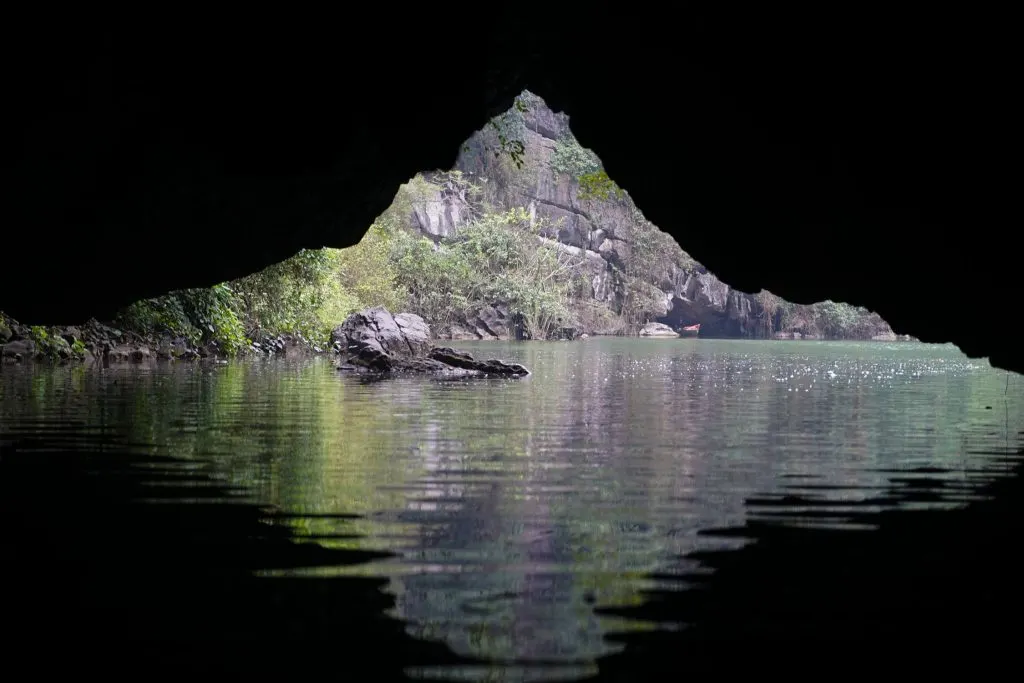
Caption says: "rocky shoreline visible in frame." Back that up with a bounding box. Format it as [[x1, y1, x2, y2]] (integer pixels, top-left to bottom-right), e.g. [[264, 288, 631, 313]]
[[1, 312, 329, 366], [1, 308, 531, 377], [1, 308, 917, 369]]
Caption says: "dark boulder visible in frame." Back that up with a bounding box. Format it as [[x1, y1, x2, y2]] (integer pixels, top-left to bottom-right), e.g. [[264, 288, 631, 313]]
[[1, 339, 35, 362], [105, 344, 153, 364], [331, 307, 431, 359], [333, 308, 529, 378]]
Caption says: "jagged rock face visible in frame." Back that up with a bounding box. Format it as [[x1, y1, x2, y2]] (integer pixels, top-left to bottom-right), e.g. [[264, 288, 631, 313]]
[[401, 95, 899, 341], [411, 189, 470, 240], [454, 98, 638, 261], [538, 238, 616, 304], [404, 97, 651, 335], [448, 304, 520, 341], [401, 97, 767, 335], [409, 95, 745, 331]]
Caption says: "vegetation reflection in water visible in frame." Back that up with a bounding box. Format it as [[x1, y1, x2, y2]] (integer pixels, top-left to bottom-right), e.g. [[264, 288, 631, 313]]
[[2, 338, 1021, 671]]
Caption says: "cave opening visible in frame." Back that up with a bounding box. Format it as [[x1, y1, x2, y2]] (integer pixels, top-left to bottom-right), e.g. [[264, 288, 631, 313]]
[[2, 8, 1021, 372], [3, 10, 1024, 677]]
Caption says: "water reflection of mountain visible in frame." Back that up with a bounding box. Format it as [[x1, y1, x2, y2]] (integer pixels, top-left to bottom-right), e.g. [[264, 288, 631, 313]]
[[4, 341, 1019, 676], [348, 340, 1021, 667]]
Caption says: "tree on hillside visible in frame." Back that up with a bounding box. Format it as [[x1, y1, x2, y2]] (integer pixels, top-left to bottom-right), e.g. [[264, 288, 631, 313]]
[[335, 223, 406, 314]]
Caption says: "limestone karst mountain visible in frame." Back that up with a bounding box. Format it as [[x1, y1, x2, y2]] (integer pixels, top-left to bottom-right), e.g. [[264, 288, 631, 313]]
[[401, 90, 898, 341]]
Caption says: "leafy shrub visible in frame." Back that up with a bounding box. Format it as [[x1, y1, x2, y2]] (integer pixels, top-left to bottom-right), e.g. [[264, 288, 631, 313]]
[[28, 326, 73, 361], [119, 295, 199, 343], [386, 206, 582, 338], [551, 135, 601, 178], [118, 284, 248, 355], [577, 170, 625, 202], [813, 300, 864, 338], [231, 248, 354, 346]]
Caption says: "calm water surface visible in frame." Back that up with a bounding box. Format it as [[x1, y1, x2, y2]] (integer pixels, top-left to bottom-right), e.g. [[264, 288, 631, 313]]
[[2, 338, 1022, 679]]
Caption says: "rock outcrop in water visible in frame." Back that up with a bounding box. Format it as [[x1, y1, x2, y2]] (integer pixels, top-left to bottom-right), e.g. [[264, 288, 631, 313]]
[[638, 322, 679, 338], [333, 307, 529, 377]]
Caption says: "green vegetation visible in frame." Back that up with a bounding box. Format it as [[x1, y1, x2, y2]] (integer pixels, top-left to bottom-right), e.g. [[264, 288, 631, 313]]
[[551, 135, 601, 177], [815, 300, 865, 337], [120, 282, 250, 353], [550, 135, 625, 202], [813, 300, 880, 339], [772, 298, 885, 340], [25, 325, 86, 362], [577, 169, 625, 202], [29, 326, 70, 361], [232, 250, 352, 346], [384, 204, 588, 338], [118, 250, 360, 352]]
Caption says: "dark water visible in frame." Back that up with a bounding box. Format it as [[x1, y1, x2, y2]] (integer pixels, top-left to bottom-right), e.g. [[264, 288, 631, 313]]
[[2, 338, 1022, 679]]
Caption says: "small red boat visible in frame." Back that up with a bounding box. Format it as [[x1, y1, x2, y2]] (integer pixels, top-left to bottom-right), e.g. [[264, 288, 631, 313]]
[[679, 323, 701, 337]]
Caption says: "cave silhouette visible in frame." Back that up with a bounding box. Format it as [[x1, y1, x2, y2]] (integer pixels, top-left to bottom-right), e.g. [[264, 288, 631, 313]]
[[3, 7, 1022, 678], [4, 9, 1020, 372]]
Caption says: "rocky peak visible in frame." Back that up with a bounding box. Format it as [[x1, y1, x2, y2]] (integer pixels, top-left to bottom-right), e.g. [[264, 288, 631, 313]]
[[517, 91, 573, 141], [403, 92, 898, 341]]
